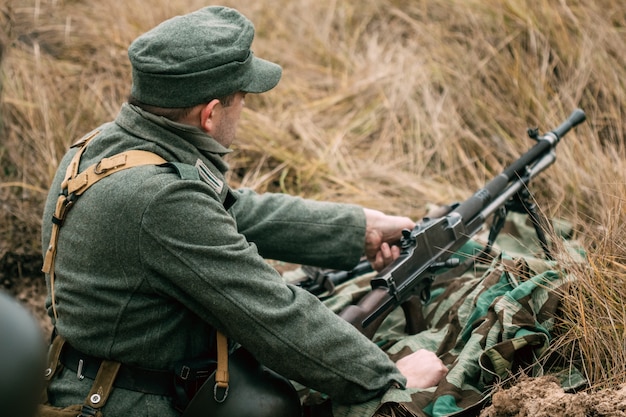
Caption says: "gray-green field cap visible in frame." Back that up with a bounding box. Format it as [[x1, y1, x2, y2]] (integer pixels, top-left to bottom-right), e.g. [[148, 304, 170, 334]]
[[128, 6, 282, 108]]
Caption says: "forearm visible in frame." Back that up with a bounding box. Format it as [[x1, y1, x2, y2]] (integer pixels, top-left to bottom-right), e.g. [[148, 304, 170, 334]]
[[231, 189, 366, 269]]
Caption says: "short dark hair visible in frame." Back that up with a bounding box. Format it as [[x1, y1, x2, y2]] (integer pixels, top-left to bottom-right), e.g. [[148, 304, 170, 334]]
[[127, 93, 237, 122], [127, 95, 196, 121]]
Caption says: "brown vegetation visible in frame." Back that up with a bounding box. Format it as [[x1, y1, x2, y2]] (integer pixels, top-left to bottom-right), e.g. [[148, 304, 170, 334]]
[[1, 0, 625, 413]]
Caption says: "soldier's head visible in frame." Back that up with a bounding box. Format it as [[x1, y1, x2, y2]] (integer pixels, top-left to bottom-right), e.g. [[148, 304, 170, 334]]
[[126, 6, 282, 147], [0, 291, 46, 417]]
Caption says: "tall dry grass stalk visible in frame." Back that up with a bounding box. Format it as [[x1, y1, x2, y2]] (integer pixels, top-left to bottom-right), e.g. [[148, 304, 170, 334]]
[[1, 0, 624, 390], [548, 181, 626, 389]]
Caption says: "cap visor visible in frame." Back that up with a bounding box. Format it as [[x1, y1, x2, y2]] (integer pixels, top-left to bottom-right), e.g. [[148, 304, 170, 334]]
[[242, 56, 282, 93]]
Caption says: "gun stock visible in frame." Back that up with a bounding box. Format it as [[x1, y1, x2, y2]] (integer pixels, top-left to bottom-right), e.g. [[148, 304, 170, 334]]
[[339, 288, 394, 339]]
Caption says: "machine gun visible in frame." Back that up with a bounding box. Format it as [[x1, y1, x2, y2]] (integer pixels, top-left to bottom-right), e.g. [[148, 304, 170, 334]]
[[339, 109, 586, 339]]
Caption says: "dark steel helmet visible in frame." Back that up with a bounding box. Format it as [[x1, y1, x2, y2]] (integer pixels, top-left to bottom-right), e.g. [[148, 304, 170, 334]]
[[0, 290, 46, 417], [182, 347, 302, 417]]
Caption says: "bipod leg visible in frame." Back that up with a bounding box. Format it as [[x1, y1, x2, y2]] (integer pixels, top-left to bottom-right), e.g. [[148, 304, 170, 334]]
[[483, 205, 508, 258], [510, 189, 554, 260]]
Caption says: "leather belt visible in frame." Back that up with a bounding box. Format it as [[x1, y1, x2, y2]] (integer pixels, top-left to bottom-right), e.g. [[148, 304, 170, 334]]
[[60, 342, 175, 397]]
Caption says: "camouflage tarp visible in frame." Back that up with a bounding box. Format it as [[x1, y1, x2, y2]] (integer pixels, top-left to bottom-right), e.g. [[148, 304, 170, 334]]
[[290, 213, 583, 417]]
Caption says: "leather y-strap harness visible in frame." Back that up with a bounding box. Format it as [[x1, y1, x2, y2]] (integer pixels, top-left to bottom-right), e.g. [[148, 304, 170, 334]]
[[41, 131, 230, 400], [41, 130, 169, 320]]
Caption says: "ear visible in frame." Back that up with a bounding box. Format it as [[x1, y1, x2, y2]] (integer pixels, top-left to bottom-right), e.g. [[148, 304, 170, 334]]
[[199, 99, 221, 133]]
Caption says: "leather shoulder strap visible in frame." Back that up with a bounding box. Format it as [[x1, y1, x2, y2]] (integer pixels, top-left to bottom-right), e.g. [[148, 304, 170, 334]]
[[66, 150, 167, 196], [42, 134, 168, 321]]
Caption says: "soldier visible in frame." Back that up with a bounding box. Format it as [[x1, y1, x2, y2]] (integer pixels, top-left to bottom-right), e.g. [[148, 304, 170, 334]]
[[0, 290, 45, 417], [40, 6, 447, 416]]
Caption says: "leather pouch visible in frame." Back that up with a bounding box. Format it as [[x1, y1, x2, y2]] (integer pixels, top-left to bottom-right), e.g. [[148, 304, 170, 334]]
[[173, 356, 218, 411], [177, 348, 302, 417]]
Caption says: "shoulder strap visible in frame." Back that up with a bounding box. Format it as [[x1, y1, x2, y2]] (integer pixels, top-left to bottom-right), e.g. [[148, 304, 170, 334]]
[[40, 333, 122, 414], [42, 131, 167, 320], [166, 162, 201, 181], [40, 334, 66, 404], [83, 360, 121, 412], [213, 331, 230, 402], [65, 150, 168, 196]]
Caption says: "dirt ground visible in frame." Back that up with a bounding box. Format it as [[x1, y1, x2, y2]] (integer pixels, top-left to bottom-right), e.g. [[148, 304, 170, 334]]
[[481, 376, 626, 417], [3, 259, 626, 417]]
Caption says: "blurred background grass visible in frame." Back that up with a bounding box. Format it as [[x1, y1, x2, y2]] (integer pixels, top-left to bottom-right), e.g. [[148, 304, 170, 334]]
[[1, 0, 624, 391]]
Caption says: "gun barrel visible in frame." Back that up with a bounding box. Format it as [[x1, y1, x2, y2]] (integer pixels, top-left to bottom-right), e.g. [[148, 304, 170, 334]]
[[452, 109, 586, 222], [552, 108, 586, 140], [479, 152, 556, 220]]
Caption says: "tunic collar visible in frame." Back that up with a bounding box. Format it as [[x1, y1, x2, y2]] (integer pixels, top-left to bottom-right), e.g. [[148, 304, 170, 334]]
[[127, 104, 233, 156]]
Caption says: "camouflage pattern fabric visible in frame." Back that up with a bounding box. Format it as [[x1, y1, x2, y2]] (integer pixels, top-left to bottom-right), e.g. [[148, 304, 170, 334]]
[[293, 213, 582, 417]]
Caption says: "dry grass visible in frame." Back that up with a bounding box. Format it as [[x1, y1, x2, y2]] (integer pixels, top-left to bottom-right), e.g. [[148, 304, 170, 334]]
[[1, 0, 625, 392], [548, 185, 626, 390]]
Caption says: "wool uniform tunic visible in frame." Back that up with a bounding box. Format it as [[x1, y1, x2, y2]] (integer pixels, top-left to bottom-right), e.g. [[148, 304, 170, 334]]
[[41, 103, 405, 416]]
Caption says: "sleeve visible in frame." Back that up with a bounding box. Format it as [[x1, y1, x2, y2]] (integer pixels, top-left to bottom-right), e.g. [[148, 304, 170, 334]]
[[229, 188, 366, 270], [139, 181, 406, 404]]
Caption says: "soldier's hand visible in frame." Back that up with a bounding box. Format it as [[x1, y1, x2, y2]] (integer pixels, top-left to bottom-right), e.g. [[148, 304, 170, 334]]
[[362, 208, 414, 271], [395, 349, 448, 389]]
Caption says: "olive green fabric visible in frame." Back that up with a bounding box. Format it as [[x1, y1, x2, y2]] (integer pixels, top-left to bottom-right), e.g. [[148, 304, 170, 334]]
[[41, 103, 404, 416], [128, 6, 282, 107]]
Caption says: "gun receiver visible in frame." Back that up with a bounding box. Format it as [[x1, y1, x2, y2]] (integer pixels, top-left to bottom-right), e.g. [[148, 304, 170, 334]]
[[339, 109, 586, 339]]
